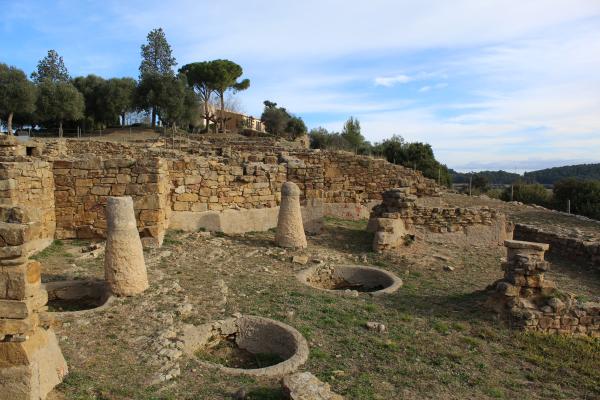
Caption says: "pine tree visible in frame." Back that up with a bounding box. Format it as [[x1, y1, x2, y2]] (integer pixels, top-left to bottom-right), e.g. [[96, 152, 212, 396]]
[[31, 50, 70, 83], [139, 28, 177, 127]]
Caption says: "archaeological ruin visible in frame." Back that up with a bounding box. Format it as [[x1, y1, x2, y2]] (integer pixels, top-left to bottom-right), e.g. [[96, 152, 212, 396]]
[[0, 132, 598, 399]]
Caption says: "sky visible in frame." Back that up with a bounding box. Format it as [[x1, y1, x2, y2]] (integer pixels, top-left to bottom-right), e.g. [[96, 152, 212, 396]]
[[1, 0, 600, 172]]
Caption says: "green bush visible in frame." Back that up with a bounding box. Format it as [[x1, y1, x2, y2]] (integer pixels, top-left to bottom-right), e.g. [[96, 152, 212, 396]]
[[552, 178, 600, 219], [500, 182, 551, 206]]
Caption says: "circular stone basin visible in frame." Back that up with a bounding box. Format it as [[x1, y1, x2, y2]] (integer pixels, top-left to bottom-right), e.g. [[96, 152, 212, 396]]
[[185, 315, 308, 377], [297, 265, 403, 296], [43, 280, 114, 316]]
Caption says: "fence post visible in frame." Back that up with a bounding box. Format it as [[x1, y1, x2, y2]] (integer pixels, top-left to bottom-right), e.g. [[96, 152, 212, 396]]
[[567, 199, 570, 214]]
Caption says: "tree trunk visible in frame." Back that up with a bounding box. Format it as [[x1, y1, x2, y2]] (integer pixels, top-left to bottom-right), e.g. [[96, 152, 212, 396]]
[[151, 107, 156, 128], [204, 98, 210, 133], [220, 93, 225, 133], [122, 112, 126, 127], [59, 121, 63, 138], [7, 112, 13, 135]]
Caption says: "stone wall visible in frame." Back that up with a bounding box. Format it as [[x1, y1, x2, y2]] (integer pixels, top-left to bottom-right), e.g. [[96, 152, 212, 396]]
[[514, 224, 600, 269], [168, 156, 286, 212], [0, 205, 68, 399], [53, 157, 170, 247], [487, 240, 599, 337], [368, 188, 508, 252], [290, 151, 439, 202], [0, 159, 55, 252]]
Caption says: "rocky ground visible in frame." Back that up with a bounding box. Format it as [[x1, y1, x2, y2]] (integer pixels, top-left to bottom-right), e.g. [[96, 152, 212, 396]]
[[38, 200, 600, 400]]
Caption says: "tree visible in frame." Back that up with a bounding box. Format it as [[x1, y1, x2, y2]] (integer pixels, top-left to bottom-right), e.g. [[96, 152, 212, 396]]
[[73, 75, 109, 130], [31, 50, 70, 83], [341, 116, 365, 150], [471, 174, 489, 192], [36, 80, 84, 137], [286, 116, 307, 139], [500, 181, 550, 206], [261, 101, 289, 136], [309, 127, 351, 150], [179, 62, 219, 132], [106, 78, 136, 126], [210, 59, 250, 132], [373, 135, 452, 186], [553, 178, 600, 219], [139, 28, 177, 128], [0, 64, 37, 135]]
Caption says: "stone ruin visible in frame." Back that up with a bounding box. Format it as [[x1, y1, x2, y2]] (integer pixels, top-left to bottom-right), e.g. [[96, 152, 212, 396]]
[[367, 187, 509, 252], [104, 196, 149, 296], [487, 240, 599, 337], [0, 206, 67, 399], [276, 182, 307, 249]]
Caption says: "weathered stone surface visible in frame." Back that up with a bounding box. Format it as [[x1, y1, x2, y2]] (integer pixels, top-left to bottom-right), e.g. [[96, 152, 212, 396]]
[[104, 196, 148, 296], [0, 328, 68, 400], [276, 182, 307, 249], [282, 372, 344, 400]]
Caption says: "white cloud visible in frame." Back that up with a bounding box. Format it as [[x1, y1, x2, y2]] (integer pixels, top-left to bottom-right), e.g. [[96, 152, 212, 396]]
[[374, 74, 412, 87]]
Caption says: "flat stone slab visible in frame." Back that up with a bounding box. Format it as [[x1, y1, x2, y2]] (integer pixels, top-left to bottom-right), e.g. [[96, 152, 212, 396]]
[[504, 240, 549, 251]]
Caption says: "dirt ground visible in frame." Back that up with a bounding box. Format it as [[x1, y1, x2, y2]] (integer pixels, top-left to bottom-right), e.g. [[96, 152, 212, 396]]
[[37, 199, 599, 400]]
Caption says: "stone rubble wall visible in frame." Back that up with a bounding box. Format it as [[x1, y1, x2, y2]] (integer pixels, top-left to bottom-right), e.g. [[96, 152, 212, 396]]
[[290, 151, 439, 202], [487, 240, 599, 337], [368, 188, 507, 252], [168, 156, 286, 212], [53, 157, 170, 247], [0, 159, 56, 251], [514, 224, 600, 269]]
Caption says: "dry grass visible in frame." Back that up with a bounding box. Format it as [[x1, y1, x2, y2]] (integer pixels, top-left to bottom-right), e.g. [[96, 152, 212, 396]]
[[36, 215, 600, 400]]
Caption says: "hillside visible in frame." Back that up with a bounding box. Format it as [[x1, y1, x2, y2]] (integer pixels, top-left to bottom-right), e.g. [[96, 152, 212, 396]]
[[451, 163, 600, 185], [523, 163, 600, 184], [450, 169, 520, 185]]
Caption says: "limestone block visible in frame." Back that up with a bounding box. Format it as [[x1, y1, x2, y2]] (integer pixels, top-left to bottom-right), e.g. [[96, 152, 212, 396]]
[[276, 182, 307, 248], [1, 261, 42, 301], [104, 196, 148, 296], [0, 328, 68, 400]]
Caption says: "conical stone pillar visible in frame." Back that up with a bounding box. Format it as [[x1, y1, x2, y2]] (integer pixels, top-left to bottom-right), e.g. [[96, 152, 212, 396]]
[[276, 182, 307, 248], [104, 196, 148, 296]]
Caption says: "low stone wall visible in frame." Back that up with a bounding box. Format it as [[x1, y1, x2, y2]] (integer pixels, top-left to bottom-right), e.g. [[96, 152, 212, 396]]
[[514, 224, 600, 269], [368, 188, 508, 252], [53, 157, 170, 247], [487, 240, 599, 337]]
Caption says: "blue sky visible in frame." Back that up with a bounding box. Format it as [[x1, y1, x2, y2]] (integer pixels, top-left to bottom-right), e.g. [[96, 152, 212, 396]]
[[2, 0, 600, 172]]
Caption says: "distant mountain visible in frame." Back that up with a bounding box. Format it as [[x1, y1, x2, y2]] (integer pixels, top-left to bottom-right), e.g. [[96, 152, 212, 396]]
[[450, 163, 600, 185], [523, 163, 600, 185], [450, 169, 521, 185]]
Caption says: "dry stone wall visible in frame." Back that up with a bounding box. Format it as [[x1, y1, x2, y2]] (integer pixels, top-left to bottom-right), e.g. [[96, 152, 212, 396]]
[[53, 157, 170, 247], [487, 240, 599, 337], [168, 157, 286, 212], [0, 159, 55, 251], [514, 224, 600, 269], [368, 188, 508, 252]]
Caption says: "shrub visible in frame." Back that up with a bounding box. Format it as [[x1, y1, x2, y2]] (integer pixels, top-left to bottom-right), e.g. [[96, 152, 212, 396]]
[[552, 178, 600, 220], [500, 182, 551, 206]]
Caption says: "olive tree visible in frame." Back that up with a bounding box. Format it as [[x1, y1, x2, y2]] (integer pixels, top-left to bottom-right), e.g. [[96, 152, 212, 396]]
[[0, 64, 37, 134]]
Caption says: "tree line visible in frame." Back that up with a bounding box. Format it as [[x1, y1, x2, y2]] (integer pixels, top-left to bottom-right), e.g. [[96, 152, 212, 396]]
[[0, 28, 252, 136]]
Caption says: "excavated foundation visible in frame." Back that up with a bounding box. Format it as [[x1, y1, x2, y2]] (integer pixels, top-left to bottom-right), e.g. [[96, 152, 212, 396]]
[[182, 315, 308, 377], [297, 265, 403, 296], [44, 280, 114, 316]]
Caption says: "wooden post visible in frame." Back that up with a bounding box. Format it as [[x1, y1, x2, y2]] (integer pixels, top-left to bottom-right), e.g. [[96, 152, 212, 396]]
[[567, 199, 571, 214]]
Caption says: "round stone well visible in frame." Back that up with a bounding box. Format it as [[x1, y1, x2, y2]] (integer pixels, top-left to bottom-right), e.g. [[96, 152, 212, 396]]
[[43, 280, 114, 316], [182, 315, 309, 377], [297, 265, 403, 296]]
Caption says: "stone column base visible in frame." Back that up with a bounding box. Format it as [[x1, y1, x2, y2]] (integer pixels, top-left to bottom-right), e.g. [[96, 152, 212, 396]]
[[0, 328, 68, 400]]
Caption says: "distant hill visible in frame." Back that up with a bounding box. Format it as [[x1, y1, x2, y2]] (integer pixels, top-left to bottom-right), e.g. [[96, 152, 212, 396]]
[[450, 169, 521, 185], [450, 163, 600, 185], [523, 163, 600, 185]]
